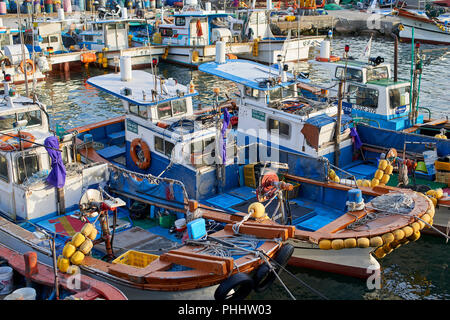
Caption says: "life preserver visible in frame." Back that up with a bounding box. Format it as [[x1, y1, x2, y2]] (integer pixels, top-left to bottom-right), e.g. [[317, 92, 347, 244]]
[[253, 244, 294, 292], [214, 272, 254, 301], [19, 59, 35, 76], [0, 132, 35, 151], [315, 56, 340, 62], [130, 138, 151, 170]]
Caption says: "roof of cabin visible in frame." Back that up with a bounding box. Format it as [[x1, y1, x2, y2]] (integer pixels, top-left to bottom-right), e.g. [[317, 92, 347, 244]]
[[366, 78, 410, 87], [199, 59, 298, 91], [87, 70, 197, 106]]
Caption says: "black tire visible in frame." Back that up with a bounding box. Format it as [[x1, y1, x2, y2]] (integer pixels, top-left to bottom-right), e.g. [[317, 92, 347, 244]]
[[253, 244, 294, 292], [214, 273, 254, 301]]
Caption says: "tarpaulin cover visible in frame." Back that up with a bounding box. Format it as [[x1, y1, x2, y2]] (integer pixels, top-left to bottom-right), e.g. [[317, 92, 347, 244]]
[[356, 123, 450, 157], [108, 169, 186, 210], [306, 113, 353, 133], [350, 127, 363, 150], [221, 108, 231, 164], [45, 136, 66, 188]]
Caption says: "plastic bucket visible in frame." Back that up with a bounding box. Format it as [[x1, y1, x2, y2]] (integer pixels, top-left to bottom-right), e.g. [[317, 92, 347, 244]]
[[0, 266, 13, 295], [174, 218, 186, 232], [4, 287, 36, 300]]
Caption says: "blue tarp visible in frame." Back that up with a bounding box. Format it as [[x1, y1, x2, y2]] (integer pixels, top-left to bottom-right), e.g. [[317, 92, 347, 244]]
[[356, 123, 450, 157]]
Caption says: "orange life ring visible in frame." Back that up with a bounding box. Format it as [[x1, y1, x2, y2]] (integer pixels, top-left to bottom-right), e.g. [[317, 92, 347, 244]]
[[130, 138, 151, 170], [0, 132, 35, 151], [19, 59, 35, 76], [315, 56, 340, 62]]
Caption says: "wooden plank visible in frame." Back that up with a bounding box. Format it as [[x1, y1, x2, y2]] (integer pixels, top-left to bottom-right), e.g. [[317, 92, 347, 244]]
[[224, 224, 288, 240], [167, 249, 234, 272], [159, 252, 229, 276], [403, 118, 448, 133]]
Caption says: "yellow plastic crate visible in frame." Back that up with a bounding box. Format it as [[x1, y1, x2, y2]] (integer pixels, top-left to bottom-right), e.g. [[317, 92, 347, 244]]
[[435, 161, 450, 172], [112, 250, 159, 268]]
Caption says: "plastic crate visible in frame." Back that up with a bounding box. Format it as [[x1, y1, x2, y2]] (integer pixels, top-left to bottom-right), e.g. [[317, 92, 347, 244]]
[[435, 171, 450, 187], [112, 250, 159, 268]]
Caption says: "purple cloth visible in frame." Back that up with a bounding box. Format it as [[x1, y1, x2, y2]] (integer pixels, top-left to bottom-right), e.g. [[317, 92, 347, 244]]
[[45, 136, 66, 188], [221, 108, 231, 164], [350, 127, 362, 150]]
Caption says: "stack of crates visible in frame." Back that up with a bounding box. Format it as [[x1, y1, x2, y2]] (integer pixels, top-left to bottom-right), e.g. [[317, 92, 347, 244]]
[[435, 158, 450, 187]]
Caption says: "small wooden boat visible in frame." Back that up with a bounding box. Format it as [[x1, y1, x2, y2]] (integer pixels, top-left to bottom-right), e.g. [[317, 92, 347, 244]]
[[0, 245, 127, 300]]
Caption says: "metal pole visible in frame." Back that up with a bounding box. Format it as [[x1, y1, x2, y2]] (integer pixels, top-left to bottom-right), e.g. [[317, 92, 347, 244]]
[[17, 0, 29, 97]]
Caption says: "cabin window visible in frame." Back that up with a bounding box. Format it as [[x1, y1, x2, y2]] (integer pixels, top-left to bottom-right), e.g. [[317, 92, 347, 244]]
[[336, 67, 363, 82], [0, 154, 8, 182], [16, 154, 39, 184], [157, 102, 172, 119], [171, 99, 187, 116], [389, 86, 410, 110], [268, 118, 290, 138], [347, 85, 379, 110], [269, 88, 283, 101], [232, 24, 243, 31], [129, 104, 148, 119], [190, 137, 216, 167], [245, 87, 259, 98], [367, 66, 389, 81], [154, 136, 174, 157], [0, 114, 17, 131], [116, 23, 126, 30], [18, 110, 42, 127], [84, 35, 94, 42], [160, 28, 173, 37], [175, 17, 186, 26], [106, 24, 116, 30], [0, 34, 11, 46], [49, 35, 59, 43]]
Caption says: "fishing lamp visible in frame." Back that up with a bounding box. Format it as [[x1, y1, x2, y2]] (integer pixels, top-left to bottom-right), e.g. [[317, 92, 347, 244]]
[[152, 58, 158, 65], [4, 74, 11, 82], [344, 45, 350, 53], [415, 43, 420, 48]]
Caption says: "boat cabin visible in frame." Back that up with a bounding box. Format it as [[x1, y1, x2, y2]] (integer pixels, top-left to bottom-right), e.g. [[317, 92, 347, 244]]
[[78, 18, 145, 51], [24, 21, 67, 55], [85, 58, 239, 199], [312, 50, 421, 131], [155, 3, 231, 46], [199, 58, 354, 167], [229, 9, 274, 41], [0, 78, 108, 222]]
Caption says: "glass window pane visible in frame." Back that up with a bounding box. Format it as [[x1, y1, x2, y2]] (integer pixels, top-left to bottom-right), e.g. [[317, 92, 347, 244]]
[[175, 17, 185, 26], [18, 110, 42, 127], [157, 102, 172, 119], [0, 155, 8, 182], [165, 141, 174, 157], [0, 114, 17, 131], [154, 136, 164, 153], [16, 155, 39, 184], [171, 99, 187, 116]]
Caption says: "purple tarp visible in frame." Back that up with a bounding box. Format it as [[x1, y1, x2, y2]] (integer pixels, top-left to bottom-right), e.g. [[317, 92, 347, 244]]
[[350, 127, 363, 150], [221, 108, 231, 164], [45, 136, 66, 188]]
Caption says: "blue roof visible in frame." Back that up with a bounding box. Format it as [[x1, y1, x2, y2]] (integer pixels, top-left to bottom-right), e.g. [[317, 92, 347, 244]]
[[198, 59, 298, 91]]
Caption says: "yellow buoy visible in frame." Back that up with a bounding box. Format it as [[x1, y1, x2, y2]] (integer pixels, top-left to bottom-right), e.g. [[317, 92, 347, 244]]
[[421, 214, 431, 225], [248, 202, 266, 219], [390, 241, 402, 249], [62, 243, 76, 259], [384, 164, 393, 175], [381, 174, 390, 185], [411, 222, 420, 233], [344, 238, 357, 248], [435, 188, 443, 199], [362, 180, 371, 187], [356, 179, 363, 187], [319, 239, 332, 250], [381, 232, 395, 244], [426, 206, 435, 218], [378, 160, 388, 170], [371, 178, 380, 188], [429, 196, 438, 207], [374, 247, 386, 259], [408, 231, 421, 241], [418, 220, 426, 230], [328, 169, 336, 179], [57, 256, 70, 273], [79, 239, 93, 255], [70, 251, 85, 265], [402, 226, 414, 238], [357, 237, 370, 248], [331, 239, 344, 250], [81, 223, 94, 237], [370, 236, 383, 247], [333, 175, 340, 183], [374, 169, 384, 180], [393, 229, 405, 241], [71, 232, 86, 248], [382, 244, 393, 254], [87, 228, 98, 241]]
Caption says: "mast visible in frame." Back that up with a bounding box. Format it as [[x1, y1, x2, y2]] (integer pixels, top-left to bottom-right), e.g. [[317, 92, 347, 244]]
[[17, 0, 29, 97], [334, 45, 349, 166]]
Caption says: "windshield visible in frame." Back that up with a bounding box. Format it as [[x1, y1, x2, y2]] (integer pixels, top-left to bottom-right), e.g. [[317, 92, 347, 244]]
[[16, 154, 40, 184], [367, 66, 389, 81], [269, 85, 295, 102], [0, 110, 42, 132]]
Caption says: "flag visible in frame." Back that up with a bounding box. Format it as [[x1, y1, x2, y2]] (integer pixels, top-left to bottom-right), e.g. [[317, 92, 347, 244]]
[[361, 35, 372, 60]]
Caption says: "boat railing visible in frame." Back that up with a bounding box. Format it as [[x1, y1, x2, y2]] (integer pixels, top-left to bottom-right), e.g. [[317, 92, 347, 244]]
[[352, 117, 381, 128], [417, 106, 432, 121]]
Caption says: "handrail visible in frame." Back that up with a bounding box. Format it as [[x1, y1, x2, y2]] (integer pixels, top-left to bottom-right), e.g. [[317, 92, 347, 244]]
[[353, 117, 381, 128], [417, 106, 432, 121]]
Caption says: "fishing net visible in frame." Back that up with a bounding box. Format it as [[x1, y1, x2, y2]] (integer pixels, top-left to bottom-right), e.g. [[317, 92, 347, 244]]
[[368, 192, 415, 214]]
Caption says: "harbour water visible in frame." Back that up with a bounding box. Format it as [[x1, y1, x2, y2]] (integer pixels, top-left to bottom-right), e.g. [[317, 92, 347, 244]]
[[15, 36, 449, 300]]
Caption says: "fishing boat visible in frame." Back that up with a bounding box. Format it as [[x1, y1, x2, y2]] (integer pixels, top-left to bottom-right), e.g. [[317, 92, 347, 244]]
[[0, 71, 294, 300], [393, 7, 450, 45], [75, 10, 166, 69], [149, 0, 324, 67], [0, 246, 127, 300]]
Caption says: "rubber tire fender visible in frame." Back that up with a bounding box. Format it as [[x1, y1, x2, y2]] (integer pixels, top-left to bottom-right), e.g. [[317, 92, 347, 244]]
[[214, 272, 254, 301], [253, 243, 294, 293]]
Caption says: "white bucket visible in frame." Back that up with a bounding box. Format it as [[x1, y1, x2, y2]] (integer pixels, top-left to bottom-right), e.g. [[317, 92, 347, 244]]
[[174, 218, 186, 232], [4, 287, 36, 300], [0, 266, 13, 295]]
